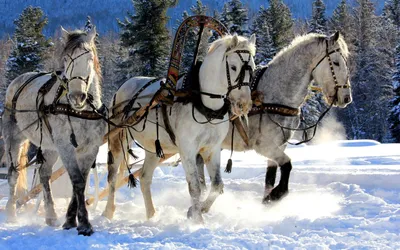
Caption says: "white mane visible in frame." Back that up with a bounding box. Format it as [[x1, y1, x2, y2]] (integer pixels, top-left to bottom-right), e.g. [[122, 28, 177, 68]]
[[271, 33, 349, 65], [208, 35, 256, 57]]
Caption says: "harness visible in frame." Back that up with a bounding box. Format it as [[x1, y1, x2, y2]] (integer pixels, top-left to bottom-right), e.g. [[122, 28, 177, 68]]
[[236, 39, 350, 145]]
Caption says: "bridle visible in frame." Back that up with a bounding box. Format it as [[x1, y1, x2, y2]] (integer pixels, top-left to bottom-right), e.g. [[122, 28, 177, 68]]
[[61, 49, 92, 92], [312, 39, 351, 95], [226, 50, 253, 95], [198, 49, 254, 101]]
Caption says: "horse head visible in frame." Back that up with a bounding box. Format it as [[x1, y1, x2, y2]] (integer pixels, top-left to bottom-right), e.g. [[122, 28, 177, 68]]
[[202, 34, 256, 118], [312, 31, 352, 108], [61, 26, 100, 111]]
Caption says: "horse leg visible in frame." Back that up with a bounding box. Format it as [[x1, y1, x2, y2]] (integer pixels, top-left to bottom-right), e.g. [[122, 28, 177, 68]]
[[38, 150, 59, 226], [196, 154, 207, 194], [4, 119, 24, 222], [181, 153, 203, 223], [59, 146, 94, 236], [102, 135, 123, 220], [254, 141, 292, 203], [200, 148, 223, 214], [75, 149, 98, 236], [262, 160, 278, 204], [264, 155, 292, 203], [139, 152, 159, 219], [63, 191, 78, 229]]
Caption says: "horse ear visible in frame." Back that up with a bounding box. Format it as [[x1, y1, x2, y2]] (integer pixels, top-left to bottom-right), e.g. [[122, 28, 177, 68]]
[[86, 26, 97, 43], [230, 34, 239, 49], [249, 34, 256, 45], [61, 26, 69, 41], [330, 31, 340, 43]]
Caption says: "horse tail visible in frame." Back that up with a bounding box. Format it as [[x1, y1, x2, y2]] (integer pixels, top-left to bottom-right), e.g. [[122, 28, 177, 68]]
[[16, 140, 29, 199]]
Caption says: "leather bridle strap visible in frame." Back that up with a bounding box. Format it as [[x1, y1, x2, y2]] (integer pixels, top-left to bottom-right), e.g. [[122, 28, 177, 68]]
[[62, 50, 92, 92], [226, 50, 253, 95], [312, 40, 350, 91]]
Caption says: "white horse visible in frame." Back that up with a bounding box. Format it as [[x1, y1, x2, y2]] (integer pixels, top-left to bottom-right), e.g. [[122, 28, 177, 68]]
[[3, 27, 105, 236], [104, 34, 256, 223], [215, 32, 352, 203]]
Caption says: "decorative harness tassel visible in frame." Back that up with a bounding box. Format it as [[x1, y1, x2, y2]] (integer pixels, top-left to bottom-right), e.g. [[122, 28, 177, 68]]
[[125, 128, 139, 160], [224, 121, 235, 173], [155, 106, 164, 158], [119, 134, 137, 188]]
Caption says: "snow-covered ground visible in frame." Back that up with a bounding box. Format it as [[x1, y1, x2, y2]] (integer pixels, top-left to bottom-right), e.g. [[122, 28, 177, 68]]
[[0, 140, 399, 249]]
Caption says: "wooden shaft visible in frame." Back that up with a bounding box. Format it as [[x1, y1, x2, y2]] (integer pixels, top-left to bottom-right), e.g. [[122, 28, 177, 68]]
[[16, 166, 66, 208], [85, 154, 175, 206]]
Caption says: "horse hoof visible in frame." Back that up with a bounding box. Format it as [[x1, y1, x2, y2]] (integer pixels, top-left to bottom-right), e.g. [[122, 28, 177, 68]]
[[187, 206, 194, 219], [263, 188, 288, 204], [46, 218, 60, 227], [101, 211, 114, 220], [6, 216, 17, 223], [187, 206, 204, 224], [62, 220, 77, 230], [77, 224, 94, 236]]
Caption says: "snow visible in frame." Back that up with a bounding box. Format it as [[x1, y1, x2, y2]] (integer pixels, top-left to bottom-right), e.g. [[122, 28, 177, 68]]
[[0, 140, 400, 249]]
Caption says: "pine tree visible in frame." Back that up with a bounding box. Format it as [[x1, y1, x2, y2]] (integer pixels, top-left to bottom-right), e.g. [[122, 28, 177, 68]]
[[220, 0, 249, 36], [310, 0, 327, 34], [329, 0, 352, 39], [176, 0, 209, 73], [118, 0, 177, 77], [6, 6, 52, 82], [389, 44, 400, 142], [383, 0, 400, 29], [345, 0, 394, 141], [250, 6, 275, 65], [265, 0, 294, 51], [190, 0, 208, 16]]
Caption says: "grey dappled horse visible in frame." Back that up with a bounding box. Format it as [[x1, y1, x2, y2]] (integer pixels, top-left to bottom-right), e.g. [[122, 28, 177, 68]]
[[3, 27, 105, 236], [215, 32, 352, 203]]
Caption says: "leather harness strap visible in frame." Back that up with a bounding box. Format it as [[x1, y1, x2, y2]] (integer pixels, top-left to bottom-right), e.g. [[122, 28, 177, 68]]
[[11, 72, 50, 122], [42, 103, 105, 120], [249, 103, 300, 117], [161, 104, 176, 145]]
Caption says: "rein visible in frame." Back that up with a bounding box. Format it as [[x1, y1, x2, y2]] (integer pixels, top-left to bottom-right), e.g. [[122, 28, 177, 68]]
[[245, 39, 349, 146]]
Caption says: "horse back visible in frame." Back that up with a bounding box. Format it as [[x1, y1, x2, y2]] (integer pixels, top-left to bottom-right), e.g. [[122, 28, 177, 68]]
[[5, 72, 53, 109]]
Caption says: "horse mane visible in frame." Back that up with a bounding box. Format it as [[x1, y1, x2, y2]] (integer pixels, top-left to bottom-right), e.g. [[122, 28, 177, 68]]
[[62, 30, 102, 83], [271, 33, 350, 65], [208, 35, 256, 57]]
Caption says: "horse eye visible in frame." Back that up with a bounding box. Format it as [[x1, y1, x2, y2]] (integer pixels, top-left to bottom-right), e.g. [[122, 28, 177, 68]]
[[333, 62, 340, 66], [231, 65, 237, 72]]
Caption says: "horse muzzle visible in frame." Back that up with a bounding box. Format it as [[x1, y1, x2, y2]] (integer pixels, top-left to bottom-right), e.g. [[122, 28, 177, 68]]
[[68, 92, 87, 110]]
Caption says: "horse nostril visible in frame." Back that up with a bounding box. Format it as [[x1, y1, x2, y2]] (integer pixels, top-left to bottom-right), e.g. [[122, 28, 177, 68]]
[[80, 93, 87, 102], [344, 96, 350, 103]]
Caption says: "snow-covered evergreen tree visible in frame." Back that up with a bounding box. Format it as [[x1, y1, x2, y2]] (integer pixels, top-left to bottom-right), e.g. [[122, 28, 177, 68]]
[[250, 6, 275, 65], [118, 0, 177, 77], [176, 0, 209, 73], [310, 0, 327, 34], [265, 0, 294, 51], [383, 0, 400, 29], [220, 0, 249, 36], [346, 0, 394, 141], [6, 6, 52, 82], [329, 0, 352, 39], [190, 0, 208, 15], [389, 44, 400, 142]]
